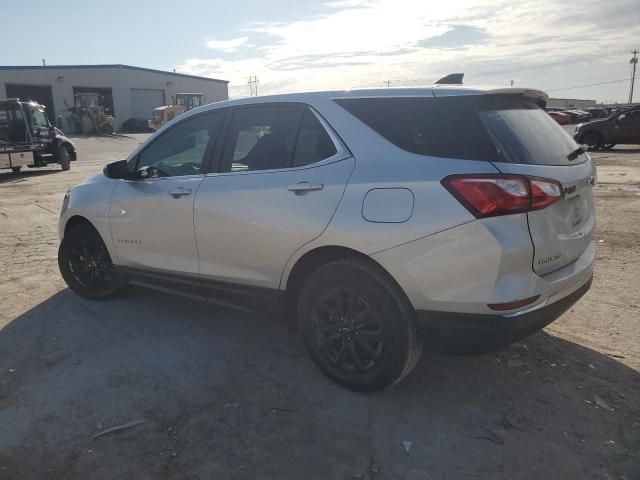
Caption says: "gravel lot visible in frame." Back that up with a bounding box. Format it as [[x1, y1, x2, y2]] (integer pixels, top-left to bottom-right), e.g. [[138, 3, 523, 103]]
[[0, 134, 639, 480]]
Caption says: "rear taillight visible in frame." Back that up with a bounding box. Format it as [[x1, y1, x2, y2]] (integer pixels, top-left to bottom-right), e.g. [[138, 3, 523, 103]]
[[441, 174, 563, 218], [529, 177, 563, 210]]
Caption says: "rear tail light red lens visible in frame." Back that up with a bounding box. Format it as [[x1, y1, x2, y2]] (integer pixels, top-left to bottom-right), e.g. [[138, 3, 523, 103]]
[[529, 178, 564, 210], [441, 174, 563, 218]]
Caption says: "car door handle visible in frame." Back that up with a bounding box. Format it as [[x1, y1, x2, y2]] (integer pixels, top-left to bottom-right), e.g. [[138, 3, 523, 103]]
[[168, 187, 192, 198], [287, 182, 324, 195]]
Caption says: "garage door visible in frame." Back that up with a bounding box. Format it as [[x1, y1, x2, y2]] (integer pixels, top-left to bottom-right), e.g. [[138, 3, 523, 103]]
[[6, 84, 55, 118], [130, 88, 165, 120]]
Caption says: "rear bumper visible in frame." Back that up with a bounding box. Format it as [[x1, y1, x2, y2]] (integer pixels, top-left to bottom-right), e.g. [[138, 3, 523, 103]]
[[416, 274, 592, 355]]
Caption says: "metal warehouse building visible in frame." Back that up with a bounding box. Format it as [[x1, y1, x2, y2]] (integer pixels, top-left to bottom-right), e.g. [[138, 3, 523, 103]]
[[547, 97, 597, 109], [0, 64, 228, 131]]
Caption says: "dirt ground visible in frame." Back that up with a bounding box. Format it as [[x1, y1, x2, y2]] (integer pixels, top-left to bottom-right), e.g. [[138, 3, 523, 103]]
[[0, 135, 638, 480]]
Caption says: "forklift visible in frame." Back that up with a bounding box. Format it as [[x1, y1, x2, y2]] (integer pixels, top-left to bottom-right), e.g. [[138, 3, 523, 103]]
[[148, 93, 205, 130], [0, 98, 76, 173]]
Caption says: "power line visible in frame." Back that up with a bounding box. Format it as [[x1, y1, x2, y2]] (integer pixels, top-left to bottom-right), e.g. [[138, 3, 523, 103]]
[[473, 50, 634, 80], [545, 78, 629, 92]]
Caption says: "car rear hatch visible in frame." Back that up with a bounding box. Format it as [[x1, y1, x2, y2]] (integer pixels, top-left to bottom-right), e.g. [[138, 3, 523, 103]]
[[476, 90, 596, 275]]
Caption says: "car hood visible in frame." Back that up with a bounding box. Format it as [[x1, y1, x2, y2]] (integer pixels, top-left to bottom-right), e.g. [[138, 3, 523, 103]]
[[71, 172, 117, 192], [81, 173, 109, 185]]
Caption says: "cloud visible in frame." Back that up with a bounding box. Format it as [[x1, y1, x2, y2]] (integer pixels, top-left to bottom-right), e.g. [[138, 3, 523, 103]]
[[268, 53, 370, 71], [205, 37, 248, 52], [418, 25, 488, 49], [205, 31, 285, 60], [324, 0, 371, 8], [267, 48, 416, 71], [179, 0, 640, 102]]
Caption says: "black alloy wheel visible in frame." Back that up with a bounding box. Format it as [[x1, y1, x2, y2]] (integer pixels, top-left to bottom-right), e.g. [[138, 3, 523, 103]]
[[311, 289, 385, 373], [298, 258, 423, 392], [58, 223, 120, 299]]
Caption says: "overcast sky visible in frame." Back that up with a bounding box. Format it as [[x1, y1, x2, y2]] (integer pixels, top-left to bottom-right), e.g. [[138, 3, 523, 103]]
[[3, 0, 639, 102]]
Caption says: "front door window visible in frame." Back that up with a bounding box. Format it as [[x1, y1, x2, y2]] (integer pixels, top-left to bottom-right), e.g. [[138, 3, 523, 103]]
[[136, 112, 222, 177]]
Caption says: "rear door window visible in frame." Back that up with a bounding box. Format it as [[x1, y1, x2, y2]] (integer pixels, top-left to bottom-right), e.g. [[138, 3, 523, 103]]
[[292, 110, 337, 166], [221, 104, 338, 172], [335, 96, 499, 161], [336, 95, 586, 165], [479, 95, 587, 165], [222, 104, 305, 172]]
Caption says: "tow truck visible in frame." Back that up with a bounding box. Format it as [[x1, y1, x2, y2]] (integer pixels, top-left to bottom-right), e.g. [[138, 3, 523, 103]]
[[0, 98, 76, 173]]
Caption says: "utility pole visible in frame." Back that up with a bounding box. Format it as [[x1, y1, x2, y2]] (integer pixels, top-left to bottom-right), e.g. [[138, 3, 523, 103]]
[[630, 50, 638, 104], [248, 76, 259, 97], [385, 80, 391, 87]]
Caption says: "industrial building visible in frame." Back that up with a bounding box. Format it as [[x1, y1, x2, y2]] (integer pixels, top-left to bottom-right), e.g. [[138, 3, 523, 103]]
[[547, 97, 597, 109], [0, 64, 228, 131]]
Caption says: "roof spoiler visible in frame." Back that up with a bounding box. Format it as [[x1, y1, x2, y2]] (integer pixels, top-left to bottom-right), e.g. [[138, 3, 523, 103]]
[[434, 73, 464, 85], [486, 88, 549, 108]]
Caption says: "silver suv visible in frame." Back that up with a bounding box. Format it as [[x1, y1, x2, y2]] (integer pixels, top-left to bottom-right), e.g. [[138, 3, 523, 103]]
[[58, 86, 595, 391]]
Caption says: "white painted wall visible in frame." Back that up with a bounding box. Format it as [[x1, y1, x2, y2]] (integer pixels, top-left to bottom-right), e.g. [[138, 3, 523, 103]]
[[0, 66, 228, 130]]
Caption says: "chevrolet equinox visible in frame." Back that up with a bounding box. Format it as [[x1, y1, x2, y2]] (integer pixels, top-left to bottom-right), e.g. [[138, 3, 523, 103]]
[[58, 86, 595, 391]]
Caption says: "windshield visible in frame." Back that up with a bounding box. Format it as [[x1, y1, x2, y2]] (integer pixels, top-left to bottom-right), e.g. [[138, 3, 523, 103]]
[[480, 97, 586, 165], [31, 109, 49, 128]]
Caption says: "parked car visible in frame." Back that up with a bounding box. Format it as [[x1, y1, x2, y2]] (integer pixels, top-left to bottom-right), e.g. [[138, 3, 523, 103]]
[[574, 106, 640, 149], [564, 110, 592, 123], [558, 110, 582, 124], [585, 107, 610, 119], [548, 111, 571, 125], [58, 87, 595, 391]]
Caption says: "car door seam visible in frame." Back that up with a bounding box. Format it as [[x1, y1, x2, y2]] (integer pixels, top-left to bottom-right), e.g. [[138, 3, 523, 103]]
[[278, 156, 357, 290]]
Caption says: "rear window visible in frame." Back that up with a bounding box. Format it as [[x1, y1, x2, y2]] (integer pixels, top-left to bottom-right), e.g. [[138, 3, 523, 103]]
[[480, 95, 586, 165], [335, 95, 585, 165], [335, 96, 499, 161]]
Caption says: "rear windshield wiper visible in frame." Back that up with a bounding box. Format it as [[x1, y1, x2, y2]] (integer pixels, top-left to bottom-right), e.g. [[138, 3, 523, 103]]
[[567, 145, 587, 161]]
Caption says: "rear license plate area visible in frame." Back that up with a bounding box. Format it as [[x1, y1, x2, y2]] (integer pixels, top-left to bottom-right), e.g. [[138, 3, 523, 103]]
[[568, 195, 584, 227]]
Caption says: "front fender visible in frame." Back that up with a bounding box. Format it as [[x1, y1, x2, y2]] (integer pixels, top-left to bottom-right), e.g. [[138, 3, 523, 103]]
[[59, 175, 120, 264], [54, 135, 77, 160]]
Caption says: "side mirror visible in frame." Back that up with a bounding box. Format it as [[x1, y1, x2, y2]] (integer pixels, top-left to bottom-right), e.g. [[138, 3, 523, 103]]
[[103, 159, 130, 179]]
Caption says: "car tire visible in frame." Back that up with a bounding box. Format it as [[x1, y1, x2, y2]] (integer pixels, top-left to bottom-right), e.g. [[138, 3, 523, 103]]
[[297, 258, 423, 392], [11, 166, 21, 173], [580, 131, 603, 149], [58, 223, 121, 300], [58, 144, 72, 171]]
